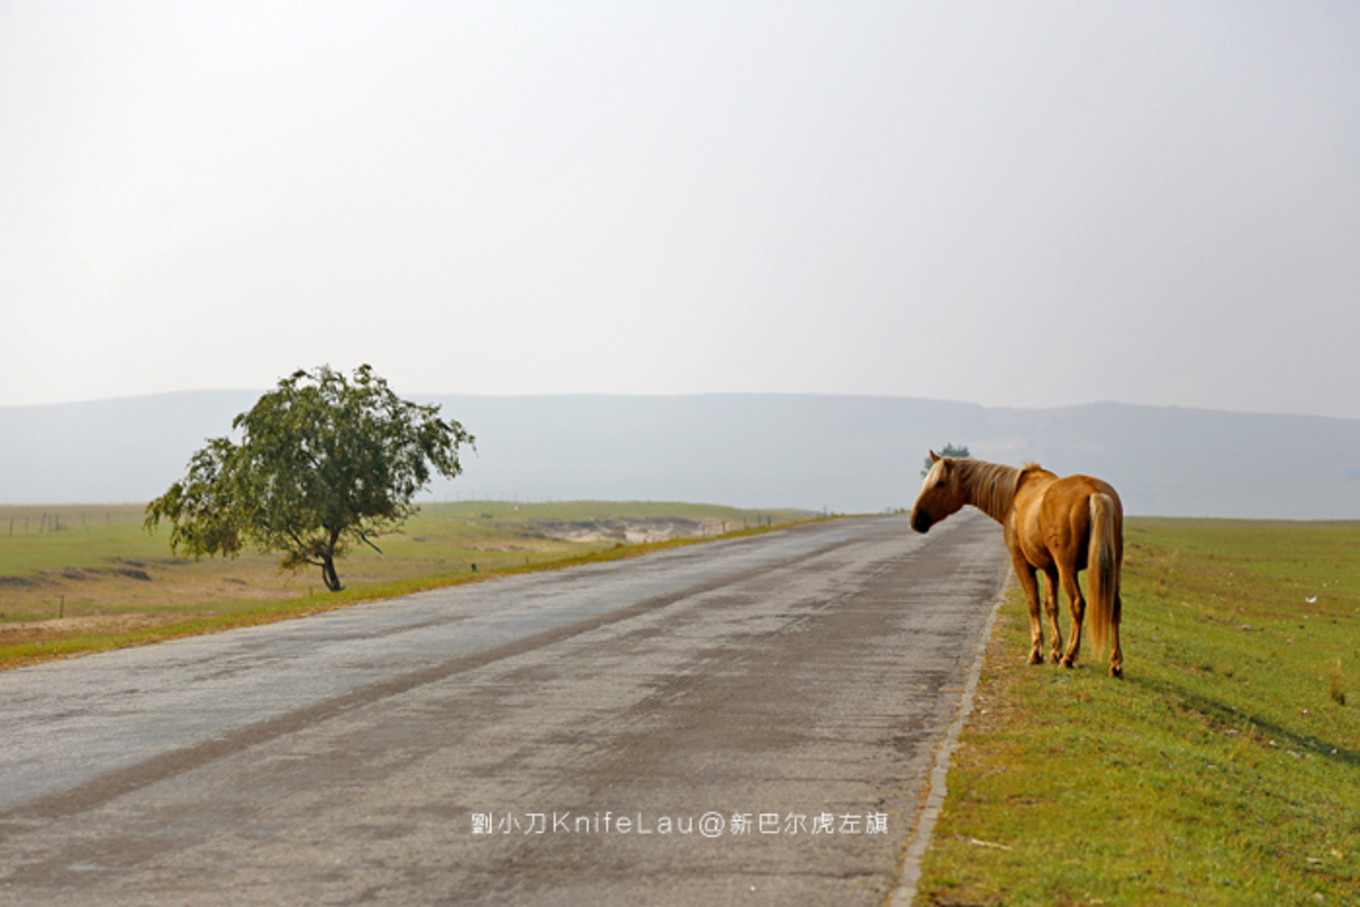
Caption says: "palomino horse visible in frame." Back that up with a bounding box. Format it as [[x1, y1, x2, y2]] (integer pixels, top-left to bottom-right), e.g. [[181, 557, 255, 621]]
[[911, 452, 1125, 677]]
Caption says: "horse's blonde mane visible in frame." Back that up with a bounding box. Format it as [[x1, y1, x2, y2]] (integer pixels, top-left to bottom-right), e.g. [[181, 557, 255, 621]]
[[954, 458, 1048, 522]]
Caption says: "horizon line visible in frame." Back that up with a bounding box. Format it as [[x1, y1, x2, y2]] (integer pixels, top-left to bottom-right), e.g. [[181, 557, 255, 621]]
[[1, 389, 1355, 424]]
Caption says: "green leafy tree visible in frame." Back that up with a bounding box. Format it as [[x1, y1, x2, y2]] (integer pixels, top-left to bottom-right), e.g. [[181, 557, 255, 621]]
[[145, 365, 473, 591], [921, 443, 970, 477]]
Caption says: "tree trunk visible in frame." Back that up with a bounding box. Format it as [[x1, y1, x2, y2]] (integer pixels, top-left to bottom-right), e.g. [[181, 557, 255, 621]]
[[321, 555, 343, 591], [319, 525, 344, 591]]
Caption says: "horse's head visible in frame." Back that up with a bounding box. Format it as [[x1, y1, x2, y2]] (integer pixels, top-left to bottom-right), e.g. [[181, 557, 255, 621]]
[[911, 451, 966, 533]]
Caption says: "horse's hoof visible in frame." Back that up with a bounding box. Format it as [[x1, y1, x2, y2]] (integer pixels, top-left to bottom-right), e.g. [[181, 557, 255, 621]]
[[1110, 666, 1124, 679], [1060, 658, 1075, 669], [1028, 653, 1044, 665]]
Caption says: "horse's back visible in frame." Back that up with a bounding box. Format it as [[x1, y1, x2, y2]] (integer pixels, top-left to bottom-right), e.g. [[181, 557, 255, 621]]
[[1055, 474, 1122, 512]]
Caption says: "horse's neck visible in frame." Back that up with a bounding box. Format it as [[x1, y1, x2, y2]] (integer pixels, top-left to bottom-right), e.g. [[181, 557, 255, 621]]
[[958, 460, 1024, 524]]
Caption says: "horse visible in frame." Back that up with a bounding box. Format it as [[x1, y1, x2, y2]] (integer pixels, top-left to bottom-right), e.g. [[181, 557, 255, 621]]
[[910, 452, 1125, 678]]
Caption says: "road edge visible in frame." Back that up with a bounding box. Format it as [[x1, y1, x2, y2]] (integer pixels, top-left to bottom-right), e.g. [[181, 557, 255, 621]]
[[889, 569, 1013, 907]]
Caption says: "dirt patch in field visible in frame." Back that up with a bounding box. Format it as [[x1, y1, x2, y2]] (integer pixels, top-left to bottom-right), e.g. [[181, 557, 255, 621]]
[[0, 575, 48, 589], [531, 517, 712, 544], [42, 566, 153, 583]]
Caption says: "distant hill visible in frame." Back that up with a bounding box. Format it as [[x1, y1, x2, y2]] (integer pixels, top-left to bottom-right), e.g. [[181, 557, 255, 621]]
[[2, 393, 1358, 518]]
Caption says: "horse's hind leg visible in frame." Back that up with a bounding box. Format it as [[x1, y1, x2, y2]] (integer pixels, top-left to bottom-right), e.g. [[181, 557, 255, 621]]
[[1110, 591, 1124, 678], [1058, 565, 1085, 669], [1043, 565, 1064, 664], [1014, 559, 1046, 664]]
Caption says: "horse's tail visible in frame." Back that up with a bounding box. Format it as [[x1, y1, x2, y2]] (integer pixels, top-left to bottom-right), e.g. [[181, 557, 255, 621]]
[[1087, 493, 1121, 657]]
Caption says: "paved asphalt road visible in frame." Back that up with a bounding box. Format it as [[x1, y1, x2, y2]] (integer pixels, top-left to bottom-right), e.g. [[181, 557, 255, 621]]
[[0, 512, 1010, 906]]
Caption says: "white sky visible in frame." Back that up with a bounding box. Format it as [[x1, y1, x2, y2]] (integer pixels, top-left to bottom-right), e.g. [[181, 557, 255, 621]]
[[3, 1, 1359, 418]]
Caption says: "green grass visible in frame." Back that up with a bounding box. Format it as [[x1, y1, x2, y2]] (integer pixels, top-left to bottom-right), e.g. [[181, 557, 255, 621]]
[[915, 518, 1360, 905], [0, 505, 159, 575], [0, 500, 813, 668]]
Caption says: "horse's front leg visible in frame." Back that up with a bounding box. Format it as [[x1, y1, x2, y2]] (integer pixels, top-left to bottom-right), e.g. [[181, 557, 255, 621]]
[[1013, 560, 1045, 664], [1058, 566, 1086, 669], [1043, 565, 1063, 664]]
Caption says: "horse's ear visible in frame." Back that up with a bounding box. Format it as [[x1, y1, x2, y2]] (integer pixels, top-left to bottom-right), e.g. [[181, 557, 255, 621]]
[[929, 450, 940, 463]]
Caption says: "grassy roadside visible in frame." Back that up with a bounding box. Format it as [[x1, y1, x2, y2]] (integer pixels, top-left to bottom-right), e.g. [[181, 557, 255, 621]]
[[0, 500, 815, 671], [913, 519, 1360, 905]]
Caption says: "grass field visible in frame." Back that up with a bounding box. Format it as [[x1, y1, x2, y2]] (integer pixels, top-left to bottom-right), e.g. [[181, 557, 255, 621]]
[[915, 518, 1360, 905], [0, 500, 810, 669]]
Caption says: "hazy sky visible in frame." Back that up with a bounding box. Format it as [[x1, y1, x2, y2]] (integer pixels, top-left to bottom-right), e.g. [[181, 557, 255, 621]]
[[4, 1, 1359, 418]]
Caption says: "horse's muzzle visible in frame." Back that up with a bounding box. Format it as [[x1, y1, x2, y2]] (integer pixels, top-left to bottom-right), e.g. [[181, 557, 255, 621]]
[[910, 510, 931, 533]]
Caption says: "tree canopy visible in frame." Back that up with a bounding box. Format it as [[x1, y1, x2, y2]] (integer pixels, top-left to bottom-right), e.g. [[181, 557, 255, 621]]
[[145, 364, 473, 591], [921, 443, 970, 477]]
